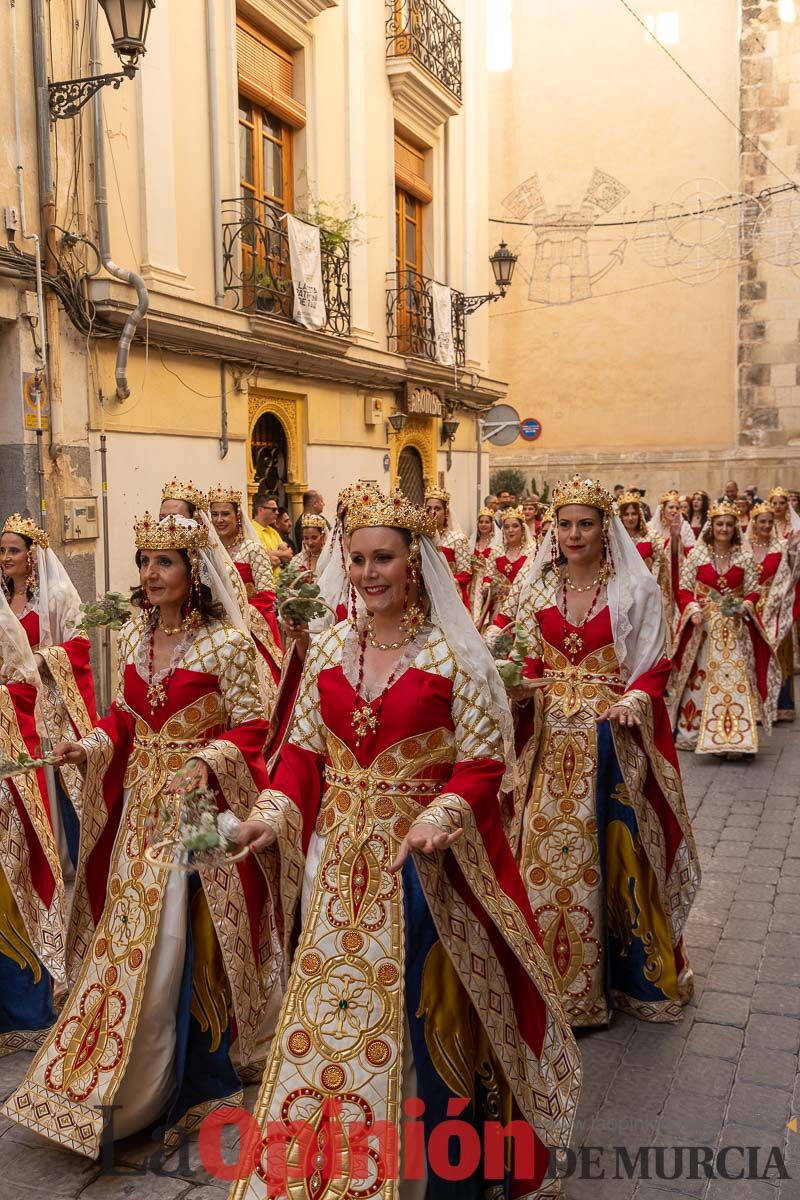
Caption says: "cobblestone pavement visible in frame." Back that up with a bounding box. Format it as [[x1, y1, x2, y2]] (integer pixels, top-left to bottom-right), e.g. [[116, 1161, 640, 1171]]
[[0, 724, 798, 1199]]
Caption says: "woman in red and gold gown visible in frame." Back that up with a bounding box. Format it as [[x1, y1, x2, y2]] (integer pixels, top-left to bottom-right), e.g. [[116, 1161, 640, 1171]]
[[292, 513, 327, 579], [648, 490, 696, 635], [468, 506, 498, 627], [235, 493, 580, 1199], [0, 587, 65, 1054], [670, 501, 779, 758], [747, 503, 800, 722], [688, 491, 709, 541], [487, 477, 699, 1028], [1, 515, 98, 870], [425, 484, 472, 606], [481, 505, 535, 629], [3, 515, 280, 1157], [618, 492, 673, 653], [209, 486, 282, 696]]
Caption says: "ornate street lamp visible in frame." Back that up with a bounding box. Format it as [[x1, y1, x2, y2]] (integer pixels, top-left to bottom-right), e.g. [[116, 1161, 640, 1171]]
[[453, 242, 518, 317], [49, 0, 156, 120]]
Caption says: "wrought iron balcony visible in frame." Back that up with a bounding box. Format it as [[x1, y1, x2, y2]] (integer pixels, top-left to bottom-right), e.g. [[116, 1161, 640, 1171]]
[[385, 0, 462, 102], [386, 269, 466, 366], [221, 197, 351, 336]]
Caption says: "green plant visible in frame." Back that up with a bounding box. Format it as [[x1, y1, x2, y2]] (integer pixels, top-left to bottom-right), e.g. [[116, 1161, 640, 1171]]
[[294, 196, 364, 252], [530, 476, 550, 503], [490, 468, 527, 498]]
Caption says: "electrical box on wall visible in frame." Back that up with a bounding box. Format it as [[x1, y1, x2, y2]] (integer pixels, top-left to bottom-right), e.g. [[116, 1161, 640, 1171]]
[[364, 395, 384, 426], [62, 497, 99, 541]]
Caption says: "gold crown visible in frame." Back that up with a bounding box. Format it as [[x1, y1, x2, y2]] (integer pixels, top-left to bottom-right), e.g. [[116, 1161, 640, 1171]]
[[708, 499, 739, 521], [161, 478, 208, 512], [659, 490, 681, 505], [477, 506, 496, 520], [616, 491, 643, 509], [301, 514, 327, 530], [424, 484, 450, 504], [768, 487, 789, 502], [207, 484, 242, 507], [134, 513, 208, 551], [749, 502, 773, 520], [2, 514, 49, 549], [550, 476, 614, 515], [500, 505, 526, 524], [337, 480, 385, 512], [346, 490, 437, 539]]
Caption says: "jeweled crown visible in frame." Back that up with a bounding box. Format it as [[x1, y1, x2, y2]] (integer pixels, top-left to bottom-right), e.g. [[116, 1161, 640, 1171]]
[[2, 514, 49, 549], [424, 484, 450, 505], [346, 490, 437, 539], [708, 499, 739, 521], [749, 502, 773, 520], [134, 513, 208, 550], [659, 490, 681, 505], [301, 514, 327, 530], [550, 476, 614, 515], [477, 506, 496, 520], [161, 478, 208, 512], [337, 480, 385, 513], [616, 491, 643, 509], [500, 505, 526, 524], [207, 485, 242, 507], [768, 487, 789, 502]]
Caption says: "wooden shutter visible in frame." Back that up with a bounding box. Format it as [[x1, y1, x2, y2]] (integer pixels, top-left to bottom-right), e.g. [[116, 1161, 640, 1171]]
[[237, 18, 306, 128], [394, 133, 432, 204]]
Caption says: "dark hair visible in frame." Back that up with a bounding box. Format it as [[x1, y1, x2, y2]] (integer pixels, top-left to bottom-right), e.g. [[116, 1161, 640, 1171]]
[[1, 530, 34, 598], [131, 547, 224, 620], [619, 501, 647, 536], [703, 517, 741, 547], [303, 490, 320, 508]]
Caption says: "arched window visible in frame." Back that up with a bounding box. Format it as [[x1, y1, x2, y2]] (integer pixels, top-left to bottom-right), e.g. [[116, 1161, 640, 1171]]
[[398, 446, 425, 505]]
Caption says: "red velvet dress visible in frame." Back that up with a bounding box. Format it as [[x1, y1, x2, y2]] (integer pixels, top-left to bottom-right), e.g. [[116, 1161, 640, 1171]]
[[229, 538, 283, 688]]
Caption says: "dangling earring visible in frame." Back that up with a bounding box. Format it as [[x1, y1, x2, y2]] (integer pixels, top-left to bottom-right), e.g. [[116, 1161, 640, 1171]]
[[601, 524, 615, 582], [182, 561, 202, 632], [550, 524, 560, 574], [26, 550, 36, 596], [400, 545, 425, 636]]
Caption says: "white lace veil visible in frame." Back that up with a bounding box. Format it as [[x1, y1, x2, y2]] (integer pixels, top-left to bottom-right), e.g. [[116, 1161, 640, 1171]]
[[239, 506, 264, 547], [196, 511, 250, 622], [525, 514, 666, 683], [0, 585, 39, 687], [35, 547, 83, 646], [419, 535, 517, 789], [648, 509, 696, 549]]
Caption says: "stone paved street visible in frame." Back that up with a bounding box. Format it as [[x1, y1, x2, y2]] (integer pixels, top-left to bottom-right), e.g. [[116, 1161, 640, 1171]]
[[0, 724, 798, 1199]]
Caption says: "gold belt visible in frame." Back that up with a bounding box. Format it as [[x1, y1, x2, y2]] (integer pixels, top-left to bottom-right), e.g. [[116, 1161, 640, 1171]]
[[543, 668, 624, 688], [323, 766, 444, 800]]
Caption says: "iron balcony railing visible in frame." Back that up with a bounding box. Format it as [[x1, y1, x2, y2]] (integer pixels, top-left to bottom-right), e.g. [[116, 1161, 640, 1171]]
[[385, 0, 462, 101], [221, 196, 351, 336], [386, 269, 466, 366]]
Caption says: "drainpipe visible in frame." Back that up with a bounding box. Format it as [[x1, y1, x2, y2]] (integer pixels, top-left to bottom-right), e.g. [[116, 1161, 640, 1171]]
[[206, 0, 225, 306], [90, 0, 149, 401], [12, 0, 47, 519]]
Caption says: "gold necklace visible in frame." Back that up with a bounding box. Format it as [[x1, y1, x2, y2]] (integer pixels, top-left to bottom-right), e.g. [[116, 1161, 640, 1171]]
[[158, 615, 183, 636], [366, 616, 413, 651], [565, 572, 602, 593]]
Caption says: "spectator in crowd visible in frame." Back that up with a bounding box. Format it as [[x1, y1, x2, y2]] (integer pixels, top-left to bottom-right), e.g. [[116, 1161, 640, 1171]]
[[745, 484, 763, 505], [293, 490, 328, 549], [613, 483, 625, 500], [483, 494, 499, 513], [276, 506, 297, 553], [718, 479, 739, 503], [252, 493, 293, 567], [496, 489, 517, 510]]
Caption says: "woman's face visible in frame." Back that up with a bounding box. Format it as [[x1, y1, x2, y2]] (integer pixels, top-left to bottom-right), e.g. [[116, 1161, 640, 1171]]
[[663, 499, 681, 521], [0, 534, 30, 583], [349, 527, 411, 619], [210, 502, 239, 540], [159, 499, 193, 519], [772, 494, 789, 518], [789, 491, 800, 512], [139, 549, 190, 609], [302, 526, 325, 555], [619, 503, 640, 533], [754, 512, 774, 540], [735, 498, 750, 518], [477, 514, 494, 537], [712, 515, 736, 545], [556, 505, 604, 566], [504, 518, 524, 548], [691, 492, 704, 512], [679, 499, 690, 517], [522, 501, 537, 521], [425, 499, 447, 531]]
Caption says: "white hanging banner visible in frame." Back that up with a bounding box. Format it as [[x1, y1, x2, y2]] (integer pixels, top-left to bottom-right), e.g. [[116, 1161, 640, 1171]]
[[431, 281, 455, 367], [286, 213, 326, 331]]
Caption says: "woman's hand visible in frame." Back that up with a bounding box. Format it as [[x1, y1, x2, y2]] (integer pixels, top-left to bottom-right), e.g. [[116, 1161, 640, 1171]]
[[691, 612, 704, 626], [53, 739, 87, 765], [168, 759, 209, 792], [599, 704, 641, 728], [236, 819, 277, 853], [282, 617, 311, 661], [389, 822, 463, 873]]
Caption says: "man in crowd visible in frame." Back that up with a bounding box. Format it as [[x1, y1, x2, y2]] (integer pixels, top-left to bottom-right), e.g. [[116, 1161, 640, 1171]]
[[496, 489, 517, 511], [252, 493, 293, 567], [294, 490, 328, 550], [276, 506, 297, 553], [718, 479, 739, 503]]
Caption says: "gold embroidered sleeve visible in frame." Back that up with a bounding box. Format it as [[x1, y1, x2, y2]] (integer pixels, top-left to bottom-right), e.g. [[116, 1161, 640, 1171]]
[[215, 630, 268, 726], [679, 548, 699, 596], [248, 787, 293, 831], [742, 552, 760, 599], [484, 572, 524, 650], [450, 663, 504, 763], [411, 793, 468, 836], [453, 534, 471, 576], [247, 541, 277, 593]]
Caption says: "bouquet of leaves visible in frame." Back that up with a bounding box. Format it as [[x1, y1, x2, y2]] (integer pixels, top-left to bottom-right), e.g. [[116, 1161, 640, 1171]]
[[491, 626, 530, 689], [276, 557, 332, 625], [707, 588, 744, 619], [73, 591, 131, 635], [0, 748, 61, 780], [144, 775, 244, 873]]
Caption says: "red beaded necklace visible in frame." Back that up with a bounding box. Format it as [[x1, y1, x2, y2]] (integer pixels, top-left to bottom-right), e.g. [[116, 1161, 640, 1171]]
[[350, 624, 406, 747], [560, 573, 604, 660]]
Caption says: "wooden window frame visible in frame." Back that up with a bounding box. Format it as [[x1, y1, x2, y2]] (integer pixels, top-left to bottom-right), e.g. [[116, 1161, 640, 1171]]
[[239, 95, 294, 213]]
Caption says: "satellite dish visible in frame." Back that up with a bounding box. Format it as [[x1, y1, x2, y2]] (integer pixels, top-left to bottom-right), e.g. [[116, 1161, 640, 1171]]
[[483, 403, 520, 446]]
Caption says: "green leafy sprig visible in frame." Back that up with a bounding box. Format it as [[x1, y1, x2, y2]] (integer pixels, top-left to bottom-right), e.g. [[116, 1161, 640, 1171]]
[[276, 558, 330, 625]]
